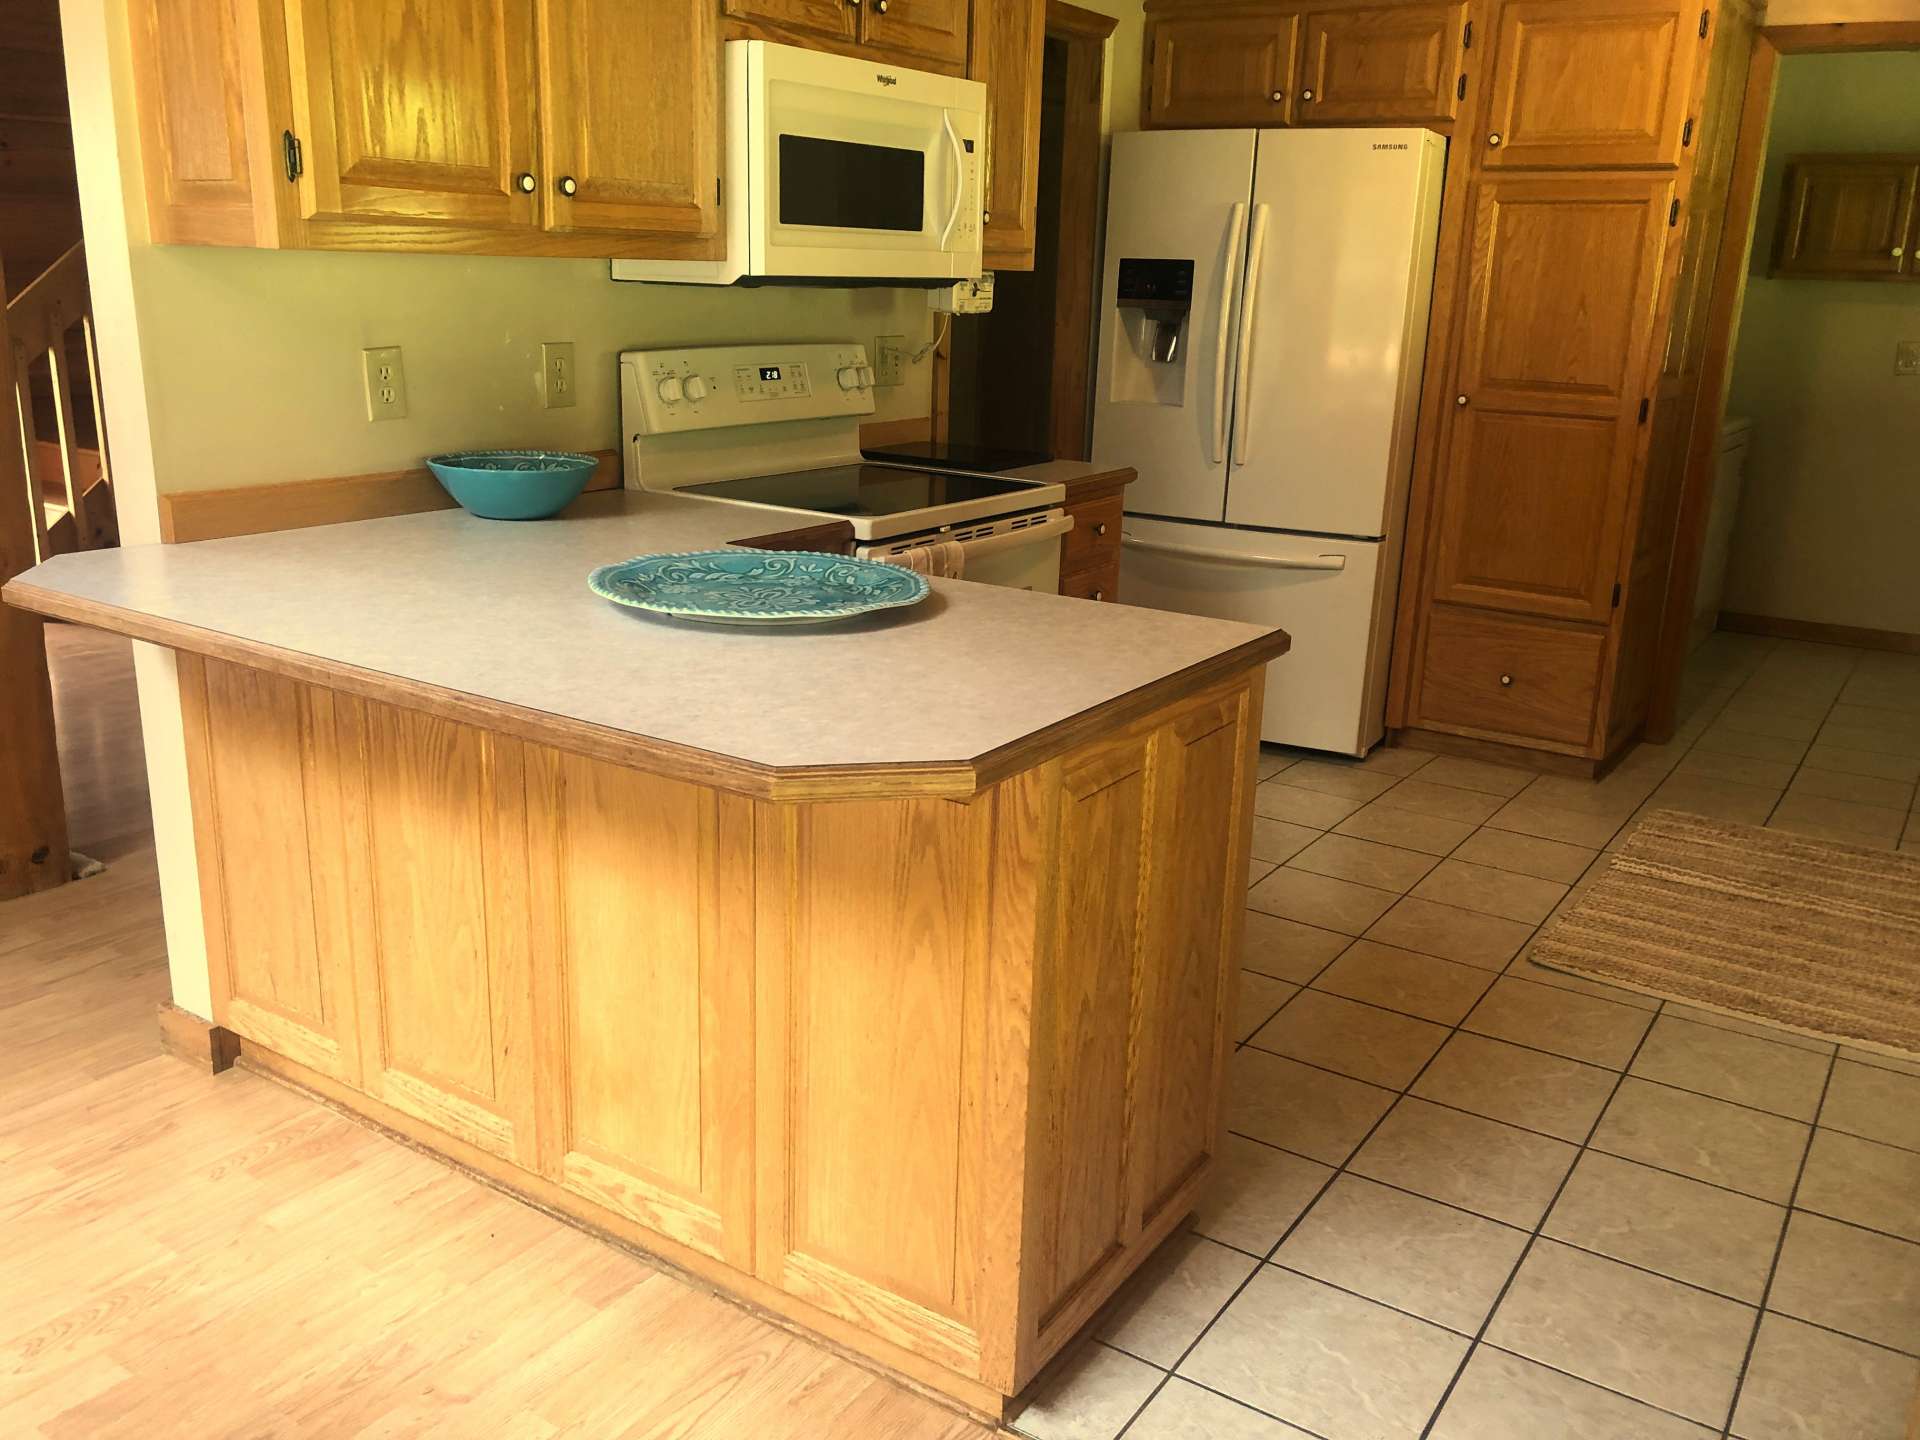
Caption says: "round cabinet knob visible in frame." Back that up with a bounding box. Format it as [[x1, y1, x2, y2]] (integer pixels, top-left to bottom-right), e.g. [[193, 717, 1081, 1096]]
[[1094, 522, 1108, 537], [1455, 394, 1469, 406], [1487, 132, 1503, 148], [1896, 246, 1907, 258], [1301, 88, 1315, 101], [656, 375, 683, 404], [982, 209, 991, 223], [1270, 90, 1285, 102], [517, 172, 537, 193], [875, 0, 888, 11], [1092, 589, 1105, 601], [682, 375, 708, 402], [558, 175, 577, 197], [1499, 673, 1514, 687], [837, 365, 861, 391]]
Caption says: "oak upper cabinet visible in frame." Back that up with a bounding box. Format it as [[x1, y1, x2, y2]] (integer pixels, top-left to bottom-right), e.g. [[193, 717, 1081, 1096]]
[[536, 0, 724, 249], [973, 0, 1048, 269], [1145, 10, 1301, 128], [1296, 3, 1466, 127], [722, 0, 860, 48], [865, 0, 971, 67], [1480, 0, 1700, 168], [281, 0, 539, 229], [1772, 157, 1920, 280], [129, 0, 721, 254], [1432, 174, 1672, 624], [724, 0, 968, 67]]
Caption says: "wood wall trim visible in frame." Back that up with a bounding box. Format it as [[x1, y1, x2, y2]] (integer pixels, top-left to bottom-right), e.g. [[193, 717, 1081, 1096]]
[[1718, 611, 1920, 656], [1047, 0, 1117, 41], [1047, 2, 1111, 462], [859, 415, 938, 448], [1387, 725, 1609, 779], [158, 450, 622, 544], [1764, 21, 1920, 53], [157, 1001, 242, 1073]]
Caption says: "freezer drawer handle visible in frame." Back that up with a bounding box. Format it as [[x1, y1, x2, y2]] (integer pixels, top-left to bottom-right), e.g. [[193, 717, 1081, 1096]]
[[1122, 532, 1347, 572], [1211, 202, 1247, 465]]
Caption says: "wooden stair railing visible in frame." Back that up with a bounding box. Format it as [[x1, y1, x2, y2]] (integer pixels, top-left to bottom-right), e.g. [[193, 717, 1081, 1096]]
[[8, 240, 115, 562]]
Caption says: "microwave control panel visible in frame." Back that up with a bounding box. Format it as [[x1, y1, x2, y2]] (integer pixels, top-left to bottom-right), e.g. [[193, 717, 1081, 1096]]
[[620, 343, 875, 435]]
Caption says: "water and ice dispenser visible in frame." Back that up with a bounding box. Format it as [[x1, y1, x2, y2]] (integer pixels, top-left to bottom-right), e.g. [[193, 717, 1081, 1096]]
[[1109, 257, 1193, 405]]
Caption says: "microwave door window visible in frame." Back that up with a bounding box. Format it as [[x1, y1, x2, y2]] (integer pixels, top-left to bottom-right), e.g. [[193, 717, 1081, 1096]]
[[777, 135, 924, 232]]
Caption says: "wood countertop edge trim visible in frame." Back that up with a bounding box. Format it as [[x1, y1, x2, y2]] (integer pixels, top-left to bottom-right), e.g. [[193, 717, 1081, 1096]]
[[6, 579, 1289, 801]]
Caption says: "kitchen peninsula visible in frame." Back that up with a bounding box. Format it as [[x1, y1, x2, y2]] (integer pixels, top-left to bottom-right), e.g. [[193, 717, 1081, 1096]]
[[3, 490, 1288, 1419]]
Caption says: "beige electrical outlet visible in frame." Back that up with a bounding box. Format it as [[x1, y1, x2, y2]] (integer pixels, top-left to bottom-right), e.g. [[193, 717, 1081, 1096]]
[[361, 346, 407, 421], [542, 341, 576, 408], [873, 335, 907, 387]]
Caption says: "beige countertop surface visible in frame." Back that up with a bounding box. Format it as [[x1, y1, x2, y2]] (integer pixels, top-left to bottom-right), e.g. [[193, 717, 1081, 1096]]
[[7, 488, 1285, 787]]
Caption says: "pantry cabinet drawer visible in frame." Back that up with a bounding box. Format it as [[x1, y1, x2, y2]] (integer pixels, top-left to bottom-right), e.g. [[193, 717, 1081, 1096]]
[[1060, 560, 1120, 603], [1419, 605, 1604, 749], [1062, 494, 1125, 575]]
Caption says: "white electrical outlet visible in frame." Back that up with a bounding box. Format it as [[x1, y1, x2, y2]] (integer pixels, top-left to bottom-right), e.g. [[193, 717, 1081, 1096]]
[[542, 341, 576, 408], [930, 274, 994, 315], [1896, 340, 1920, 377], [873, 335, 907, 387], [361, 346, 407, 421]]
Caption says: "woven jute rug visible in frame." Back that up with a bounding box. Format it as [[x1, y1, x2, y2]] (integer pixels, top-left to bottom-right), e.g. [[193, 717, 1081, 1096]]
[[1529, 809, 1920, 1061]]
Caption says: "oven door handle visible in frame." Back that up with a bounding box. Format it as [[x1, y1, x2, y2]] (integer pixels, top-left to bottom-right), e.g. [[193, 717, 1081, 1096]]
[[1122, 532, 1346, 571], [939, 110, 965, 250]]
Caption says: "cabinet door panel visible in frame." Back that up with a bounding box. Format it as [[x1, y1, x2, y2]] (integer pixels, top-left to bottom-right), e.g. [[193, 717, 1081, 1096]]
[[537, 0, 721, 248], [1146, 14, 1299, 128], [1434, 175, 1669, 622], [1420, 605, 1605, 748], [1481, 0, 1697, 168], [1773, 159, 1919, 279], [724, 0, 858, 46], [1298, 3, 1464, 127], [973, 0, 1048, 269], [863, 0, 970, 67], [282, 0, 537, 226]]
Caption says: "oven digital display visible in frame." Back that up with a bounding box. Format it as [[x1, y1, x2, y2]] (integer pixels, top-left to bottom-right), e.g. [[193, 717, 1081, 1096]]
[[759, 366, 782, 382]]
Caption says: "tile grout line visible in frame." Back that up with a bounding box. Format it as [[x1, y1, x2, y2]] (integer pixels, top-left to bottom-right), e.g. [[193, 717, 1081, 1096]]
[[1716, 1051, 1840, 1439]]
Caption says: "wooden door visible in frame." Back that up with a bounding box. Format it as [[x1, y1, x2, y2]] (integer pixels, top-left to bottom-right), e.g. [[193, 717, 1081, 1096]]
[[1296, 3, 1465, 127], [524, 751, 755, 1267], [972, 0, 1049, 269], [862, 0, 971, 67], [280, 0, 540, 228], [1433, 174, 1672, 623], [536, 0, 722, 250], [1145, 12, 1300, 128], [350, 702, 540, 1166], [1481, 0, 1699, 168], [723, 0, 859, 47], [1773, 158, 1919, 279]]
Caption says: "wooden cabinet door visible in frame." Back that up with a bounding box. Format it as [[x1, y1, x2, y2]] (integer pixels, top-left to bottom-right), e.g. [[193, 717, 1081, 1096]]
[[1773, 158, 1919, 279], [1145, 13, 1300, 128], [1433, 174, 1672, 623], [536, 0, 722, 251], [280, 0, 539, 228], [972, 0, 1048, 269], [862, 0, 970, 67], [723, 0, 859, 46], [1296, 3, 1465, 127], [1481, 0, 1699, 168]]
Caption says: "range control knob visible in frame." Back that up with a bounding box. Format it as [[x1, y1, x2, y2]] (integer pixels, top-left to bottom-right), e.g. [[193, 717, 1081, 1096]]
[[683, 374, 709, 402], [656, 375, 684, 404], [838, 365, 862, 391]]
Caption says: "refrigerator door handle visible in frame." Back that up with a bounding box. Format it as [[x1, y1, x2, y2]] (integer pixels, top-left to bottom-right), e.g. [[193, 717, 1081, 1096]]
[[1231, 202, 1272, 468], [1122, 532, 1347, 571], [1211, 202, 1247, 466]]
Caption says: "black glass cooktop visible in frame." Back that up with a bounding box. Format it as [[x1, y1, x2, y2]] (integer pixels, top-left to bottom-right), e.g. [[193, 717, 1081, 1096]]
[[680, 465, 1048, 518], [861, 440, 1051, 472]]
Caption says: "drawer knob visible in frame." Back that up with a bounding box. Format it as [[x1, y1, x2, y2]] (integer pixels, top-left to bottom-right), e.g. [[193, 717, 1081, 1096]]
[[1093, 589, 1105, 601], [558, 175, 577, 197], [1455, 394, 1469, 406], [1095, 522, 1108, 537], [1271, 90, 1285, 102], [1499, 673, 1513, 687], [1302, 88, 1315, 101], [1896, 246, 1906, 258], [516, 172, 537, 193], [1487, 132, 1503, 147]]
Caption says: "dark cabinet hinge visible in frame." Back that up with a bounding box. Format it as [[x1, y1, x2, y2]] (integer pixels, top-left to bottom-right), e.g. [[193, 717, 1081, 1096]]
[[1457, 72, 1467, 100], [1682, 116, 1695, 147], [1699, 8, 1710, 36], [1638, 397, 1650, 423], [717, 176, 723, 206], [1669, 198, 1681, 226], [282, 130, 303, 183], [1612, 582, 1622, 608], [1462, 18, 1472, 48]]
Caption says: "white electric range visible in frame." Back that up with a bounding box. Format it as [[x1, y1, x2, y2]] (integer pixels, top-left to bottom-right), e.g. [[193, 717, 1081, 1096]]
[[618, 343, 1072, 591]]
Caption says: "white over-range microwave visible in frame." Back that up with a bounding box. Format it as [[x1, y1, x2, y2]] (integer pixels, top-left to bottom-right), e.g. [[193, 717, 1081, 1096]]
[[611, 41, 985, 287]]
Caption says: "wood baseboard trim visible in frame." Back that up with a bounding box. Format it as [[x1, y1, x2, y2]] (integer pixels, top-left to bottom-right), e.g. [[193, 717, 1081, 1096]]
[[1718, 612, 1920, 656], [158, 1002, 241, 1073], [1388, 726, 1603, 779], [233, 1040, 1010, 1424], [157, 450, 624, 544]]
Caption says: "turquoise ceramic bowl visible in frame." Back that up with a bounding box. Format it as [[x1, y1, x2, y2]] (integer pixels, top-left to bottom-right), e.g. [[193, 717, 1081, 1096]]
[[426, 450, 597, 520]]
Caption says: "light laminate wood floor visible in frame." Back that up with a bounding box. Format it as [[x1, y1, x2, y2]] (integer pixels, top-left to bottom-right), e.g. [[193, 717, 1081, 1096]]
[[1, 624, 994, 1440]]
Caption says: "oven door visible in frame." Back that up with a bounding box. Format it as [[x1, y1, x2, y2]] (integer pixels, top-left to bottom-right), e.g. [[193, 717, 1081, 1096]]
[[858, 512, 1071, 592], [746, 42, 984, 281]]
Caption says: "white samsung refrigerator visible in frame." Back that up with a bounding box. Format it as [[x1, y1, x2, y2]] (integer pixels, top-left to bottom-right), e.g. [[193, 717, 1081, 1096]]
[[1094, 128, 1444, 756]]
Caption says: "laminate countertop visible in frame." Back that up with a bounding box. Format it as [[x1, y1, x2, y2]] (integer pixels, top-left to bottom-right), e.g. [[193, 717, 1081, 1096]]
[[5, 489, 1288, 794]]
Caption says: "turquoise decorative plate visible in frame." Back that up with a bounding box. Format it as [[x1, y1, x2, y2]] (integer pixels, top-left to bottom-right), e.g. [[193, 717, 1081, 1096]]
[[587, 549, 930, 626]]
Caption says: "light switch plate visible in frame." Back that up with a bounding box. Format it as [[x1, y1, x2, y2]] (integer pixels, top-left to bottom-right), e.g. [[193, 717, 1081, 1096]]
[[873, 335, 906, 387], [1896, 340, 1920, 377], [361, 346, 407, 421], [542, 341, 576, 408]]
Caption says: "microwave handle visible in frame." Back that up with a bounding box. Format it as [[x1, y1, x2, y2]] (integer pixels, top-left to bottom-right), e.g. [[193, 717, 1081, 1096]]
[[939, 110, 965, 249]]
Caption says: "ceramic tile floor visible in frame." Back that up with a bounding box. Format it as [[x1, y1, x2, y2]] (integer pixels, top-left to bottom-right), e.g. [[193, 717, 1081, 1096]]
[[1013, 634, 1920, 1440]]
